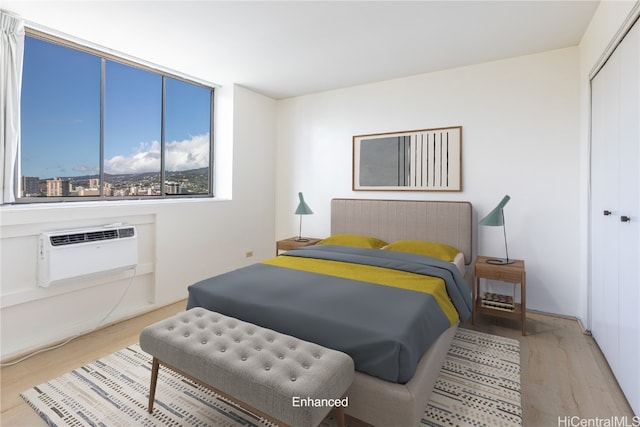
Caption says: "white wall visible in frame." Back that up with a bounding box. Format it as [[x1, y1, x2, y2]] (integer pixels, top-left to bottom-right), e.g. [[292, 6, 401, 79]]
[[577, 0, 639, 328], [0, 2, 278, 359], [276, 47, 582, 317]]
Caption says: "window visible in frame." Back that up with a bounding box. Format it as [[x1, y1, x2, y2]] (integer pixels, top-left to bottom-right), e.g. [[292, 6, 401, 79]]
[[19, 33, 214, 201]]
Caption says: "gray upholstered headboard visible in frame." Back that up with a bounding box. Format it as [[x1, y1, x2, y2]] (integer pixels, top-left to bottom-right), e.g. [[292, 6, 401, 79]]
[[331, 198, 473, 264]]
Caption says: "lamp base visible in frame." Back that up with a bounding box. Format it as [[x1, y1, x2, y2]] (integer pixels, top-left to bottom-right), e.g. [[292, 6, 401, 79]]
[[486, 258, 516, 265], [295, 237, 310, 242]]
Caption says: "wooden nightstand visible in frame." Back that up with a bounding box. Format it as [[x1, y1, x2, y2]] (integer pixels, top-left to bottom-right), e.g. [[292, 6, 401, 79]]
[[472, 256, 527, 335], [276, 237, 322, 255]]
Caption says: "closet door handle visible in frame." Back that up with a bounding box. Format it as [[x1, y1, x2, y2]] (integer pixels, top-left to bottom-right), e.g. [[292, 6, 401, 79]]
[[621, 215, 631, 223], [604, 210, 612, 216]]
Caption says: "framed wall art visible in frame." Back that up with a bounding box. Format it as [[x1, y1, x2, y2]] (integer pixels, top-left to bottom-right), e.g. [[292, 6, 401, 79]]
[[353, 126, 462, 191]]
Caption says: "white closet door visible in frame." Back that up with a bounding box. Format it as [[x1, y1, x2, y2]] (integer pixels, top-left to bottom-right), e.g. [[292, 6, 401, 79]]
[[590, 18, 640, 416], [590, 48, 620, 373], [616, 19, 639, 415]]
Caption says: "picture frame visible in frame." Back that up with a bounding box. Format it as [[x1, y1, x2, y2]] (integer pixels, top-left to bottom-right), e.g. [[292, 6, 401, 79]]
[[352, 126, 462, 191]]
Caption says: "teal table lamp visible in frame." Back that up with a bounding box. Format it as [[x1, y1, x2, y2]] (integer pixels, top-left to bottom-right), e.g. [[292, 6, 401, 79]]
[[295, 192, 313, 242], [479, 195, 515, 264]]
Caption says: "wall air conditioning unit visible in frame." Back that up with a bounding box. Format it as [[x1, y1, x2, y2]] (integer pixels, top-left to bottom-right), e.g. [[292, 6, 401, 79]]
[[37, 225, 137, 287]]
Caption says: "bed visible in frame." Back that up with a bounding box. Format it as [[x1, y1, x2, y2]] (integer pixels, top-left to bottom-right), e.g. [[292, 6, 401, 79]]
[[187, 198, 473, 427]]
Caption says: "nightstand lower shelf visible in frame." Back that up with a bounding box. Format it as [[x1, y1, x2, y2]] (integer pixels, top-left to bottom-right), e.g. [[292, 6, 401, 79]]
[[475, 300, 523, 319]]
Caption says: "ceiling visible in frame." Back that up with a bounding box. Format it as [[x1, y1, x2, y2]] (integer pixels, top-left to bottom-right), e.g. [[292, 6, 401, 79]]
[[5, 1, 600, 99]]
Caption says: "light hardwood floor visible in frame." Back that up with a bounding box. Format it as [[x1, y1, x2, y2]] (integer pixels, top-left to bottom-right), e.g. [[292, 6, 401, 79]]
[[1, 301, 636, 426]]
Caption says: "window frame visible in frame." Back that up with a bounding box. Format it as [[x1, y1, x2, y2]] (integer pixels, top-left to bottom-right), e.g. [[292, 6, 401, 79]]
[[16, 28, 216, 203]]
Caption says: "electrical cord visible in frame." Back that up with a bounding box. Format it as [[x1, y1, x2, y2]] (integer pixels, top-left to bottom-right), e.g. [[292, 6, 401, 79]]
[[0, 267, 138, 368]]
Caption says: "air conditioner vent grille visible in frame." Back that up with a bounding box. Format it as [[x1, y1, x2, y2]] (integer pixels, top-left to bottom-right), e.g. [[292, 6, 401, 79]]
[[49, 227, 135, 247]]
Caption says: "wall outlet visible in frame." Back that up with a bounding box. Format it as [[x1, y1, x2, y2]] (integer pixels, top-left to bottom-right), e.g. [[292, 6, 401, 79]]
[[245, 251, 253, 258]]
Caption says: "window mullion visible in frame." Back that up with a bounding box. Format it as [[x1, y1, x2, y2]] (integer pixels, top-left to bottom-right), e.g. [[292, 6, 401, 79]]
[[161, 76, 166, 196], [100, 58, 105, 198], [210, 89, 215, 195]]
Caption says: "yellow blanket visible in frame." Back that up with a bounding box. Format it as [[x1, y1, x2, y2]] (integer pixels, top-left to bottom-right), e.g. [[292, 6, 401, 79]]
[[262, 256, 458, 325]]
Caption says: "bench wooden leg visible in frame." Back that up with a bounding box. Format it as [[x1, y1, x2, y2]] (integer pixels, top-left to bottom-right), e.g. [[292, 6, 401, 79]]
[[148, 357, 160, 413], [335, 405, 346, 427]]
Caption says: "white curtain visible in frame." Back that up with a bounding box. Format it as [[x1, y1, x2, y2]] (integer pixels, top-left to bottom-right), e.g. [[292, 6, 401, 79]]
[[0, 12, 25, 204]]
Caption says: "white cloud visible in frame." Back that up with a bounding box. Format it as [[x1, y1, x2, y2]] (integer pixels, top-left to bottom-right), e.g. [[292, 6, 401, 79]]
[[104, 133, 209, 174], [165, 133, 210, 172]]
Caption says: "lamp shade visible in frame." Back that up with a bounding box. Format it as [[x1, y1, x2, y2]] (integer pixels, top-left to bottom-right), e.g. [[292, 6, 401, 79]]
[[479, 195, 514, 264], [479, 195, 510, 226], [295, 192, 313, 215]]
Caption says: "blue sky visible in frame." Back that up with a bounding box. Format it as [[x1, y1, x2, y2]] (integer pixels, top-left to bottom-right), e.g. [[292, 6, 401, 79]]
[[21, 36, 211, 179]]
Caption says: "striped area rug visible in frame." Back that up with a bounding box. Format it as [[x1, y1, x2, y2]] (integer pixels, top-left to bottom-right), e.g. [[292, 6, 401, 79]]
[[21, 328, 521, 427], [422, 328, 521, 426]]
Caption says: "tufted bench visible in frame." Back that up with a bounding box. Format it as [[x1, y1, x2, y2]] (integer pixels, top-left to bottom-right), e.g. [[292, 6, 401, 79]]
[[139, 307, 355, 427]]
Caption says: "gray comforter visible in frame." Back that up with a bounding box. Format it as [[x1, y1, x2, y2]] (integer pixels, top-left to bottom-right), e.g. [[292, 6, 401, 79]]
[[187, 245, 472, 383]]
